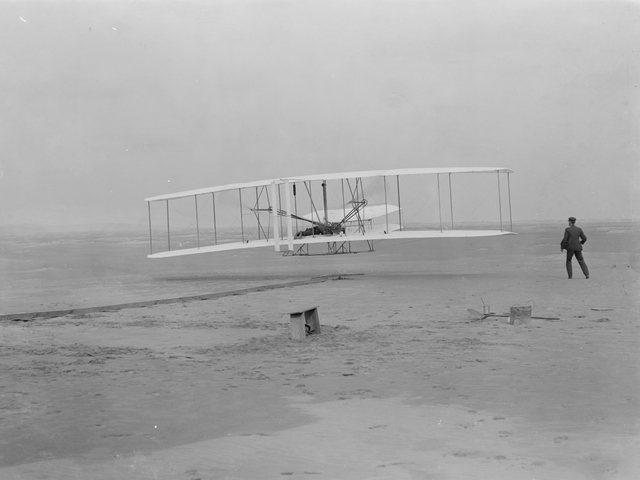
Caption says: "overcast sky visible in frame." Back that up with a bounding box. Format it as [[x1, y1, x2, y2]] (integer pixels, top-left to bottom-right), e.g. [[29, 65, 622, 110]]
[[1, 0, 638, 226]]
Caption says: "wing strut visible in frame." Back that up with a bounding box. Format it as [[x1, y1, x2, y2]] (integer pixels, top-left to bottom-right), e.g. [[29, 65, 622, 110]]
[[277, 184, 284, 240], [270, 181, 280, 251], [507, 173, 513, 231], [497, 171, 503, 231], [147, 201, 153, 255], [341, 179, 346, 220], [437, 174, 443, 232], [255, 187, 261, 240], [383, 176, 389, 234], [166, 200, 171, 251], [293, 183, 299, 233], [238, 189, 245, 243], [396, 175, 402, 231], [195, 195, 200, 248], [284, 179, 294, 252], [322, 180, 328, 222], [448, 173, 454, 229], [212, 193, 218, 245]]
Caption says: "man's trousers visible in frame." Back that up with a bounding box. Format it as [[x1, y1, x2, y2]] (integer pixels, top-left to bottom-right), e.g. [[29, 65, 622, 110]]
[[566, 250, 589, 279]]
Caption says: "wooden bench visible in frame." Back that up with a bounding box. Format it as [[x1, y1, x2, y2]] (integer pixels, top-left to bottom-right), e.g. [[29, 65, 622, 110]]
[[288, 306, 321, 340]]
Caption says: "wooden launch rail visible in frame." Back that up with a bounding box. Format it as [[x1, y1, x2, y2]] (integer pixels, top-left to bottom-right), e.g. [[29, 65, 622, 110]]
[[0, 275, 350, 323]]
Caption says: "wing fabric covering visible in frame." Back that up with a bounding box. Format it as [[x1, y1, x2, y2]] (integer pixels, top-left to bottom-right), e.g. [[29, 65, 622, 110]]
[[144, 167, 515, 258]]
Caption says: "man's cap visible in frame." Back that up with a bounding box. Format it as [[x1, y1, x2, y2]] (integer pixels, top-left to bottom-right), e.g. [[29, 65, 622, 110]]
[[568, 216, 576, 222]]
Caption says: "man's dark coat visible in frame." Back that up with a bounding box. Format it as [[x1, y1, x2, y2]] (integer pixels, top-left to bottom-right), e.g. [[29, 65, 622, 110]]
[[561, 225, 587, 251]]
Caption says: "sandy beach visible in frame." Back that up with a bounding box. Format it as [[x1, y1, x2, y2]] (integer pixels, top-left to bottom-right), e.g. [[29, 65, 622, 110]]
[[2, 0, 638, 477], [1, 222, 639, 479]]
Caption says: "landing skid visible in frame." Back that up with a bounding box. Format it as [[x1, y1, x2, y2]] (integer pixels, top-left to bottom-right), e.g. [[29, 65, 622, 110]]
[[282, 239, 375, 256]]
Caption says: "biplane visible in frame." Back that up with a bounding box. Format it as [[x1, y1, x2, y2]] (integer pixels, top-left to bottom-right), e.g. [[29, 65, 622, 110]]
[[144, 167, 515, 258]]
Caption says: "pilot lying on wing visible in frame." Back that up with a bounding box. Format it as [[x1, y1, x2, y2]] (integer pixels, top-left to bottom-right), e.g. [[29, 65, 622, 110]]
[[295, 223, 345, 238]]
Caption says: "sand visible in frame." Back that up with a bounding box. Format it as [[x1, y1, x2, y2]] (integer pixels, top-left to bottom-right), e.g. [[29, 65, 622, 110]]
[[1, 222, 639, 479]]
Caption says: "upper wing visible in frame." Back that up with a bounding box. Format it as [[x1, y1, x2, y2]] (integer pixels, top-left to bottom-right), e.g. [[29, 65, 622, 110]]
[[144, 167, 513, 203]]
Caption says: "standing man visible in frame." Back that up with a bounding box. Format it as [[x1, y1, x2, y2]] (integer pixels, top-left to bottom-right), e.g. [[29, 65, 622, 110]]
[[561, 217, 590, 279]]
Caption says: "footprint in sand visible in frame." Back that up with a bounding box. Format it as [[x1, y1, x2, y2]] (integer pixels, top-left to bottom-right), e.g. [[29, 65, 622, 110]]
[[281, 471, 321, 476], [554, 436, 569, 443], [185, 469, 201, 480]]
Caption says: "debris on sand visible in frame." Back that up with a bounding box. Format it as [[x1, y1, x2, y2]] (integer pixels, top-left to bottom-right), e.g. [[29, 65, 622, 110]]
[[467, 307, 559, 323]]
